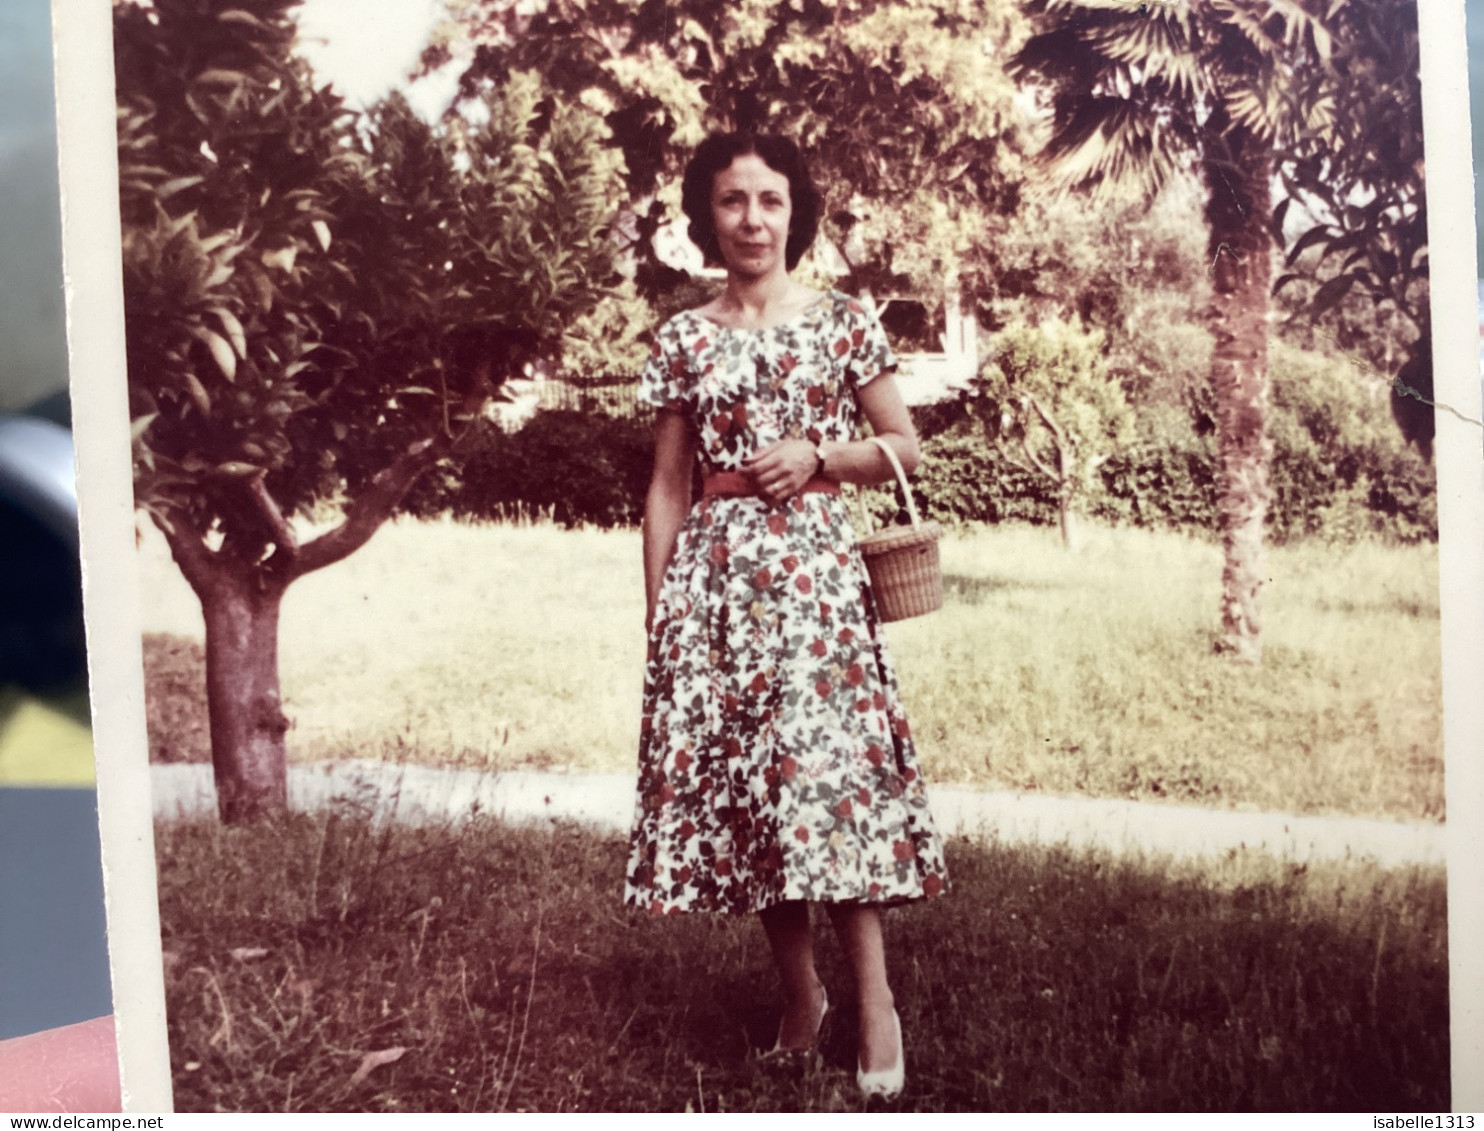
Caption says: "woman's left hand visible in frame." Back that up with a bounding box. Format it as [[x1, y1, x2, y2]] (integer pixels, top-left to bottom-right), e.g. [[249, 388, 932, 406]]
[[744, 439, 821, 505]]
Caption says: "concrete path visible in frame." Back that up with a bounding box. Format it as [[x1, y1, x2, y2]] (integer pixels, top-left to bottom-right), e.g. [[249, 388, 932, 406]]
[[151, 760, 1444, 869]]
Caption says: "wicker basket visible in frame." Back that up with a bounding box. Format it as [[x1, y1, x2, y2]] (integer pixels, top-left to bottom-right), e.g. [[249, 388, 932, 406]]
[[857, 437, 942, 623]]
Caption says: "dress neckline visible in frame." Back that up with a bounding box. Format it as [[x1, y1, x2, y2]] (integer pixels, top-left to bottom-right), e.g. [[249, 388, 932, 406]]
[[689, 291, 833, 334]]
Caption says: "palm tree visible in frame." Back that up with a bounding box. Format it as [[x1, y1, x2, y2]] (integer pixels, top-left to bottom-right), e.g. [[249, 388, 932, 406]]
[[1013, 0, 1338, 664]]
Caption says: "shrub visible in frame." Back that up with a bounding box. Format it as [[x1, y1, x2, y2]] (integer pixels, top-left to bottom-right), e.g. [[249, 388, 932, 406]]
[[911, 427, 1055, 527], [399, 341, 1435, 544], [975, 320, 1136, 509], [901, 343, 1435, 544], [1094, 410, 1220, 532], [404, 408, 653, 529], [1265, 342, 1436, 544], [142, 633, 211, 763]]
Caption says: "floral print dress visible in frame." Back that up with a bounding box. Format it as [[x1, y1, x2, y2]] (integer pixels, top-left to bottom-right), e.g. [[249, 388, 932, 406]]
[[624, 290, 948, 915]]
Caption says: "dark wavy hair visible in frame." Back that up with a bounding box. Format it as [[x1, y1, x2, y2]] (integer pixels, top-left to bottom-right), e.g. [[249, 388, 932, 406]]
[[680, 133, 821, 272]]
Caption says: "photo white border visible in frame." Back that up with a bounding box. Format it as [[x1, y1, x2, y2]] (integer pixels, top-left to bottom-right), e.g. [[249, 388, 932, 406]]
[[52, 0, 171, 1110], [1416, 0, 1484, 1109], [51, 0, 1483, 1113]]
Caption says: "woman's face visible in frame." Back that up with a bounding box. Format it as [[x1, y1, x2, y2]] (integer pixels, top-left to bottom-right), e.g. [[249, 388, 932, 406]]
[[710, 153, 792, 280]]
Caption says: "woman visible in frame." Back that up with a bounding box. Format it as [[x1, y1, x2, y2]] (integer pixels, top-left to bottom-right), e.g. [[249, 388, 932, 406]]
[[623, 132, 947, 1101]]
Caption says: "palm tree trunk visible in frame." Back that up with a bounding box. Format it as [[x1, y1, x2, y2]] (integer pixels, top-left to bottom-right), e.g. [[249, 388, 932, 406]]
[[1202, 122, 1273, 664]]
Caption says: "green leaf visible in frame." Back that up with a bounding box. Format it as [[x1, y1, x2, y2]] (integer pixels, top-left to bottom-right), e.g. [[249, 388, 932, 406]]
[[249, 273, 274, 313], [195, 69, 247, 89], [184, 372, 212, 416], [209, 307, 248, 358], [261, 246, 298, 271], [198, 229, 240, 255], [217, 9, 269, 29], [158, 175, 204, 200], [1310, 273, 1356, 319], [192, 326, 238, 381], [215, 461, 263, 477], [1284, 226, 1332, 267], [1268, 198, 1291, 245], [129, 412, 159, 444]]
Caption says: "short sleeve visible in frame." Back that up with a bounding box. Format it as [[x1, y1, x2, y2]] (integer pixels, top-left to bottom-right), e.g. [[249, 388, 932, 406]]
[[638, 318, 690, 410], [843, 298, 897, 389]]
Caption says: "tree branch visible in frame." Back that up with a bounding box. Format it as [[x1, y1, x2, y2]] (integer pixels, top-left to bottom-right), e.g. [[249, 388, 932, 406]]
[[246, 474, 300, 561], [150, 507, 217, 597], [1026, 393, 1075, 484], [1027, 392, 1069, 450], [292, 392, 489, 578], [1018, 430, 1060, 484], [293, 436, 443, 576]]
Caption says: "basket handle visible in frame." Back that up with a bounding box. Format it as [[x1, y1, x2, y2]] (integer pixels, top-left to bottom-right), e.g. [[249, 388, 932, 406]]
[[856, 436, 924, 534]]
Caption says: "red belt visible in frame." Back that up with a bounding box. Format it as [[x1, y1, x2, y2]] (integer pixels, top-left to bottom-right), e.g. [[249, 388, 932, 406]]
[[702, 472, 841, 498]]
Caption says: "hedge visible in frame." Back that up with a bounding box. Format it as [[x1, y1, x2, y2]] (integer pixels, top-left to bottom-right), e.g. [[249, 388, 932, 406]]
[[403, 360, 1436, 545]]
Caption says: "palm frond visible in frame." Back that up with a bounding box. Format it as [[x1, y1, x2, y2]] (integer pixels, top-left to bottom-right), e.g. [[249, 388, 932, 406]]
[[1040, 0, 1162, 13], [1042, 96, 1190, 201], [1222, 70, 1285, 142], [1301, 92, 1335, 137], [1207, 0, 1281, 57], [1009, 21, 1103, 87], [1016, 0, 1339, 199], [1208, 0, 1331, 64], [1087, 8, 1205, 102]]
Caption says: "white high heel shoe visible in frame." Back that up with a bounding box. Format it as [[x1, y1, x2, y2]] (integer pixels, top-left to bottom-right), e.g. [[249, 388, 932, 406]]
[[856, 1009, 904, 1100], [770, 988, 829, 1055]]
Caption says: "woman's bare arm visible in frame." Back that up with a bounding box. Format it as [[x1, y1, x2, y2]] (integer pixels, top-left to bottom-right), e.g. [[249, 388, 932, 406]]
[[643, 408, 699, 630], [831, 372, 921, 480]]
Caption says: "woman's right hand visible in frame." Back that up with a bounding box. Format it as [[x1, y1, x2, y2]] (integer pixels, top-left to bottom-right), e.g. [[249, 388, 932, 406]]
[[743, 438, 822, 505]]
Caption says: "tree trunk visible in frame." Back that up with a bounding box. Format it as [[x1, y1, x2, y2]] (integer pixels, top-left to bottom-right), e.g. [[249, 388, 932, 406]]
[[1056, 444, 1082, 553], [1058, 493, 1082, 553], [199, 571, 292, 822], [1203, 123, 1273, 664], [150, 445, 444, 821]]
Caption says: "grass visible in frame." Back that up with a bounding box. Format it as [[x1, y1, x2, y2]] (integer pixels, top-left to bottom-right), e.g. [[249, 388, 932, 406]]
[[155, 811, 1449, 1112], [893, 526, 1443, 819], [138, 517, 1443, 821]]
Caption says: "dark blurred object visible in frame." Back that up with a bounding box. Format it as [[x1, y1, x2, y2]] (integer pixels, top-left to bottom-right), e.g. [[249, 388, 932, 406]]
[[0, 393, 86, 693]]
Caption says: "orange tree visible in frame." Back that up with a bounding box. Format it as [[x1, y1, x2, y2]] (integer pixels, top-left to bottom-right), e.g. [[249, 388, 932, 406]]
[[1271, 0, 1430, 455], [116, 0, 621, 820]]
